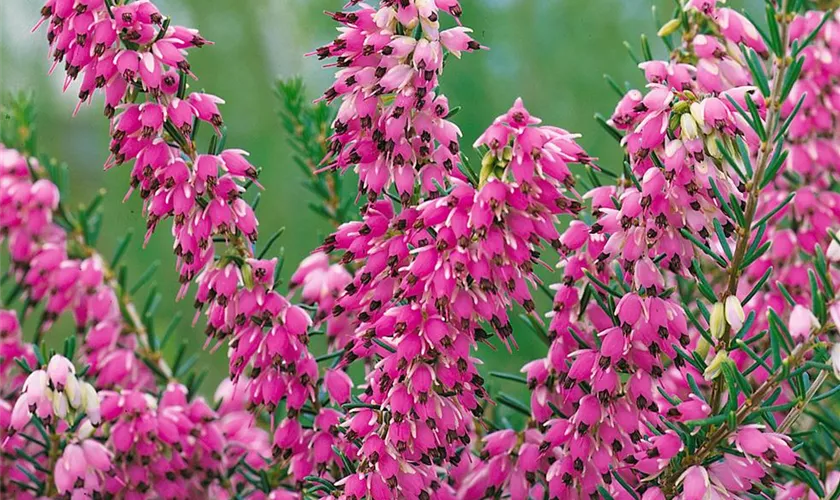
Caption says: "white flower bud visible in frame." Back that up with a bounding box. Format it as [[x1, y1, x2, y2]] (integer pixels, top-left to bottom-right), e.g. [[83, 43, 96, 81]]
[[680, 113, 700, 141], [690, 102, 706, 129], [827, 232, 840, 262], [77, 420, 95, 440], [52, 390, 69, 419], [725, 295, 745, 331], [65, 373, 82, 409], [710, 301, 726, 339], [704, 350, 729, 381], [81, 382, 101, 426], [831, 343, 840, 381]]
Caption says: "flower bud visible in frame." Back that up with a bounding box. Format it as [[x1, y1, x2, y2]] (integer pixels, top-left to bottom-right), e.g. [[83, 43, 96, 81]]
[[828, 232, 840, 261], [64, 373, 82, 409], [704, 134, 721, 159], [657, 18, 682, 38], [725, 295, 745, 331], [703, 350, 729, 381], [689, 102, 706, 129], [831, 343, 840, 381], [47, 354, 75, 391], [680, 113, 700, 141], [696, 336, 711, 359], [81, 382, 101, 426], [789, 305, 819, 340], [52, 390, 69, 419], [709, 302, 726, 339]]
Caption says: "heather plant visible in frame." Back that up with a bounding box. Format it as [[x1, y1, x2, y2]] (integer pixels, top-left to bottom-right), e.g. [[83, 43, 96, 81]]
[[2, 0, 840, 499]]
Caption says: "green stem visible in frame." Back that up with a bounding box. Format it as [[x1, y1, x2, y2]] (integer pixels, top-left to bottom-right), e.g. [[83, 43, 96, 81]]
[[710, 1, 794, 415]]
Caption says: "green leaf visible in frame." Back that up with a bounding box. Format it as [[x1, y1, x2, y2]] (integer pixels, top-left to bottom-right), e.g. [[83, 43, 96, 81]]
[[736, 338, 772, 373], [595, 113, 622, 143], [690, 260, 719, 303], [767, 308, 794, 353], [640, 34, 653, 61], [623, 41, 642, 65], [489, 372, 528, 384], [497, 392, 531, 417], [809, 268, 828, 324], [792, 9, 834, 57], [724, 94, 758, 145], [304, 477, 337, 493], [316, 350, 344, 363], [685, 413, 727, 427], [175, 353, 199, 378], [583, 270, 623, 298], [444, 105, 461, 119], [611, 467, 640, 500], [741, 8, 775, 55], [765, 4, 783, 56], [744, 91, 767, 141], [110, 229, 134, 268], [780, 55, 805, 103], [716, 138, 747, 182], [520, 313, 551, 347], [63, 335, 76, 360], [753, 192, 794, 229], [159, 312, 182, 350], [742, 266, 772, 305], [604, 74, 626, 98], [775, 93, 806, 142], [814, 383, 840, 403], [761, 142, 788, 189], [257, 227, 286, 259], [129, 260, 160, 295], [735, 136, 754, 178], [776, 281, 796, 307], [742, 46, 771, 97], [814, 244, 834, 296], [332, 445, 356, 474], [741, 241, 771, 270], [372, 338, 396, 354], [713, 218, 733, 261]]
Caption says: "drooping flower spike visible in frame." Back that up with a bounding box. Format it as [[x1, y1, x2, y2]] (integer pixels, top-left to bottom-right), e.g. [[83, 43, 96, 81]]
[[11, 0, 840, 498]]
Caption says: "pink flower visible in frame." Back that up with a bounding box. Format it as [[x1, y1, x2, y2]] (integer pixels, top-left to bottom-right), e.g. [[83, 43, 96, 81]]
[[679, 465, 711, 500], [324, 369, 352, 404]]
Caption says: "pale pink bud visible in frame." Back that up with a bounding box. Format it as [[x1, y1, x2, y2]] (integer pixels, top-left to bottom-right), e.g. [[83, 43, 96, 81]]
[[789, 305, 819, 340], [47, 354, 75, 391]]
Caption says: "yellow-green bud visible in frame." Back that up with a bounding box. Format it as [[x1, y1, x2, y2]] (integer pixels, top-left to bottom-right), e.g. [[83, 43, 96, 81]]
[[704, 350, 729, 381], [657, 18, 682, 38], [710, 301, 726, 339]]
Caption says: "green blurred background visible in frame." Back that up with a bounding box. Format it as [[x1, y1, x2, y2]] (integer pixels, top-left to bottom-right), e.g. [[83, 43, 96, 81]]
[[0, 0, 756, 411]]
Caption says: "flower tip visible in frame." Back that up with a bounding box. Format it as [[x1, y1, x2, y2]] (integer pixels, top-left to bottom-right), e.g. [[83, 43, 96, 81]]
[[657, 18, 682, 38]]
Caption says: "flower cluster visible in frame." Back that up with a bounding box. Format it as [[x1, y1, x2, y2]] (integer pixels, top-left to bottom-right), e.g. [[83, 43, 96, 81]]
[[36, 0, 207, 117], [317, 97, 593, 496], [34, 0, 325, 427], [93, 381, 272, 498], [314, 0, 481, 198], [290, 252, 354, 348], [1, 144, 158, 389], [2, 353, 106, 497]]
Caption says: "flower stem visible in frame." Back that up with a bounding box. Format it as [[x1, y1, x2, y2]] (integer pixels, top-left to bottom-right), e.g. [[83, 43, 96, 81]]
[[710, 1, 793, 415]]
